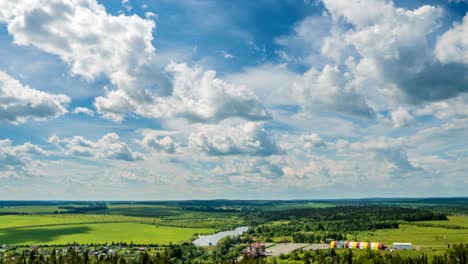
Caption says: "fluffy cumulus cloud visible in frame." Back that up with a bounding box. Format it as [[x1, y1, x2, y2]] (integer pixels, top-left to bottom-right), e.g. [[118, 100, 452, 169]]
[[293, 64, 375, 118], [208, 158, 284, 186], [0, 0, 269, 124], [282, 159, 337, 188], [300, 133, 327, 149], [435, 14, 468, 64], [96, 62, 271, 123], [0, 71, 69, 124], [189, 122, 281, 156], [341, 137, 421, 178], [51, 133, 143, 161], [321, 0, 468, 104], [0, 0, 156, 83], [72, 107, 94, 116], [161, 63, 270, 122], [0, 139, 47, 178], [137, 130, 178, 154]]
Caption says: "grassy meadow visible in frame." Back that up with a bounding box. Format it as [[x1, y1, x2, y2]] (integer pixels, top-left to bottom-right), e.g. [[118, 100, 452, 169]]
[[0, 200, 466, 249], [0, 204, 235, 246], [354, 216, 468, 247], [0, 221, 214, 245]]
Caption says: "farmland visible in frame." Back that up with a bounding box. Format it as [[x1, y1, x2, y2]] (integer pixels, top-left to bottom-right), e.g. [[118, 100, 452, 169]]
[[0, 198, 467, 263], [0, 203, 242, 246], [0, 221, 214, 245]]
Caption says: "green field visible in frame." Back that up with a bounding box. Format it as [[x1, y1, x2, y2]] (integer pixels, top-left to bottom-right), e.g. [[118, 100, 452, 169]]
[[0, 221, 214, 245], [412, 215, 468, 228], [0, 214, 159, 229], [354, 216, 468, 247], [0, 206, 60, 214], [0, 213, 220, 246]]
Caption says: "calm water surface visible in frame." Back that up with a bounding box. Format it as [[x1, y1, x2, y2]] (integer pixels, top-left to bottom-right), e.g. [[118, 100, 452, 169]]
[[192, 226, 249, 246]]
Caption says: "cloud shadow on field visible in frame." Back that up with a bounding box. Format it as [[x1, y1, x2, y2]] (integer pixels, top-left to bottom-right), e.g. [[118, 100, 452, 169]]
[[0, 226, 92, 245]]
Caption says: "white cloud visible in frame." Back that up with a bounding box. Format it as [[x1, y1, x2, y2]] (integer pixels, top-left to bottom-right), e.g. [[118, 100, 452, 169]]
[[0, 0, 269, 124], [96, 62, 271, 123], [0, 71, 70, 124], [221, 51, 234, 59], [300, 133, 327, 149], [343, 136, 421, 177], [2, 0, 156, 83], [121, 0, 132, 11], [322, 0, 468, 104], [118, 170, 170, 184], [145, 12, 157, 20], [293, 64, 375, 118], [435, 14, 468, 64], [164, 63, 270, 122], [94, 62, 271, 123], [189, 122, 281, 156], [390, 107, 415, 128], [226, 64, 298, 106], [0, 139, 47, 178], [137, 130, 178, 154], [416, 94, 468, 120], [54, 133, 144, 161], [276, 15, 331, 66], [72, 107, 94, 116], [208, 158, 284, 186], [282, 159, 333, 188]]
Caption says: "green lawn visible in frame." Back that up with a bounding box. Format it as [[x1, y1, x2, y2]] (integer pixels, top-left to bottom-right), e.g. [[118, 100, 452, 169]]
[[0, 222, 214, 245]]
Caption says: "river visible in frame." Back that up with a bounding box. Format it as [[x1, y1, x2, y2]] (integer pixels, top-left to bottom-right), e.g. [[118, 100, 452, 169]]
[[192, 226, 249, 246]]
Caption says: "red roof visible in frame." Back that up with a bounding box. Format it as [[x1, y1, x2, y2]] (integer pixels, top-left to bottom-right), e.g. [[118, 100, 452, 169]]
[[251, 243, 265, 248]]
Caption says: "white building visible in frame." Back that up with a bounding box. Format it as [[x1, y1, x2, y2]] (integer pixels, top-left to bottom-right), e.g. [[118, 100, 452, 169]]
[[393, 243, 412, 250]]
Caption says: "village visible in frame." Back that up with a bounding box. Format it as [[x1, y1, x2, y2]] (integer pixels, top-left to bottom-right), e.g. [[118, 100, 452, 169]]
[[0, 243, 158, 260], [0, 240, 414, 261]]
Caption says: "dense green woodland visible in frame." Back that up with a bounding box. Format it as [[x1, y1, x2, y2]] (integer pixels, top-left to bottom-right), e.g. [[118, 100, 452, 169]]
[[1, 243, 467, 264]]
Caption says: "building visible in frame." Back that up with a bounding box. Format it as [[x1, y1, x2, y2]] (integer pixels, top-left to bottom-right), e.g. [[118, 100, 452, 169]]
[[331, 241, 384, 250], [243, 243, 266, 258], [393, 243, 412, 250]]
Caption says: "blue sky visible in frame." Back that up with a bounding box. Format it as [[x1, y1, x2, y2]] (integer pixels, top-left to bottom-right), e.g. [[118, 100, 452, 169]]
[[0, 0, 467, 200]]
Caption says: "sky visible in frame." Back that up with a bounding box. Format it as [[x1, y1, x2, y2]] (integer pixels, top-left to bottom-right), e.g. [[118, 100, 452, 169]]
[[0, 0, 467, 200]]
